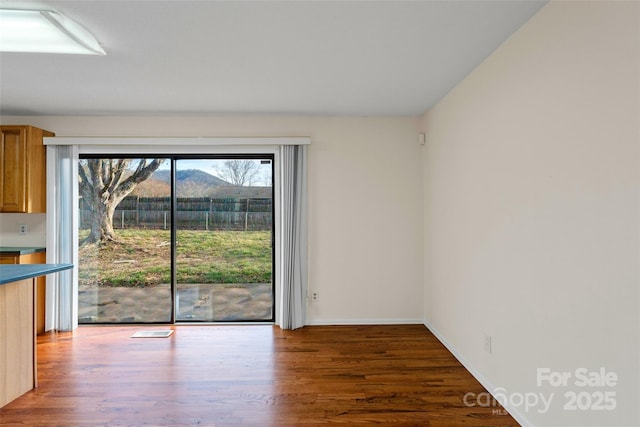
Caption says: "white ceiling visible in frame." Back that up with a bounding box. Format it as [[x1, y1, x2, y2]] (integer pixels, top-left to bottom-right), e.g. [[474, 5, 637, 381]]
[[0, 0, 546, 117]]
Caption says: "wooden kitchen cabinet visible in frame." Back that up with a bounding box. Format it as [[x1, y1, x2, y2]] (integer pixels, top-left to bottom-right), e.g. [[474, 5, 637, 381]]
[[0, 251, 47, 334], [0, 125, 54, 213], [0, 277, 35, 407], [0, 263, 72, 408]]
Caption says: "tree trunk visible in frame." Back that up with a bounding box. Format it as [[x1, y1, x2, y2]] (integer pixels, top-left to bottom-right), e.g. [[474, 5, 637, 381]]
[[101, 204, 117, 242], [86, 197, 117, 244]]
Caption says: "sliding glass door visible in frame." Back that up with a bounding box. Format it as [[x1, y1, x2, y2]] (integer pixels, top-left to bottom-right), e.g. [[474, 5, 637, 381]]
[[77, 155, 274, 324], [174, 157, 274, 322], [77, 157, 172, 323]]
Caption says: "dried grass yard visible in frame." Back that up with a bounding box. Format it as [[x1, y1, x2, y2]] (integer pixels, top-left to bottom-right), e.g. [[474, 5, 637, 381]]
[[77, 229, 273, 323], [78, 229, 272, 288]]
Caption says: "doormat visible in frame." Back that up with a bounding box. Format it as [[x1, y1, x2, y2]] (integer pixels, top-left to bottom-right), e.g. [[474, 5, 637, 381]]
[[131, 330, 174, 338]]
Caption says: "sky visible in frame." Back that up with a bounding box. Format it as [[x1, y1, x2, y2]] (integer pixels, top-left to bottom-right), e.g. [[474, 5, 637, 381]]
[[154, 158, 272, 187]]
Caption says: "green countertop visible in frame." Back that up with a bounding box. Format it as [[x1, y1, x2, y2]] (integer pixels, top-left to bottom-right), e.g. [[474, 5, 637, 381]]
[[0, 264, 73, 285]]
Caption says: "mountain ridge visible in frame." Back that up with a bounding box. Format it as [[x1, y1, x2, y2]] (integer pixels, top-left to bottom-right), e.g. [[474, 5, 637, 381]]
[[152, 169, 230, 186]]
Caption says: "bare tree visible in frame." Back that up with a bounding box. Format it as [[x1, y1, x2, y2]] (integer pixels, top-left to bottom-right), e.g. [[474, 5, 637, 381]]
[[216, 160, 260, 186], [79, 159, 164, 244]]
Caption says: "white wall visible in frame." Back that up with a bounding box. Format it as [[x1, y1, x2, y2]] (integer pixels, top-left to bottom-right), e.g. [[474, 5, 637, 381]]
[[421, 2, 639, 426], [0, 213, 46, 246], [0, 115, 425, 325]]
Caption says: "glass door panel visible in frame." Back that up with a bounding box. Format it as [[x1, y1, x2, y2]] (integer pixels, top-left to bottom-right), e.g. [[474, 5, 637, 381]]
[[175, 158, 274, 322], [78, 157, 172, 323]]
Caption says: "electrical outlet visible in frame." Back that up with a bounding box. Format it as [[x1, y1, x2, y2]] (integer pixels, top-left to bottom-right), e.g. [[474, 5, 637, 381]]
[[19, 224, 27, 235], [311, 291, 319, 302], [484, 334, 492, 354]]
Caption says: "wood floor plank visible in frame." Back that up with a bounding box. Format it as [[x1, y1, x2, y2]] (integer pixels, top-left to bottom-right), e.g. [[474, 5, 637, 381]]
[[0, 325, 519, 426]]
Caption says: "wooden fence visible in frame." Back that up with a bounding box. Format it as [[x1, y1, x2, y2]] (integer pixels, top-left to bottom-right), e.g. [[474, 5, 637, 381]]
[[79, 196, 272, 231]]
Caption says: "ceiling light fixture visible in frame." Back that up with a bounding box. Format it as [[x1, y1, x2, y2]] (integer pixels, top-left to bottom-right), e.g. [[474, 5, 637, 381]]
[[0, 8, 105, 55]]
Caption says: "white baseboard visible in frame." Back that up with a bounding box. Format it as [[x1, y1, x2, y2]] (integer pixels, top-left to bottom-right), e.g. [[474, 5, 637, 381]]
[[423, 319, 532, 427], [305, 318, 424, 326]]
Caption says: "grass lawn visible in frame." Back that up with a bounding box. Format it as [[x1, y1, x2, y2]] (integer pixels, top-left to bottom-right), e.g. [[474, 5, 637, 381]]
[[78, 229, 272, 287]]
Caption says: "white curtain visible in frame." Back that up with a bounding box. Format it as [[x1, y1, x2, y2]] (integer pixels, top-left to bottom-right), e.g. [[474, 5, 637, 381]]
[[45, 145, 79, 331], [279, 145, 308, 329]]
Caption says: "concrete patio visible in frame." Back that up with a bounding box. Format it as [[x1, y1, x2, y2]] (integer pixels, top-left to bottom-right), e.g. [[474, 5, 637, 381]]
[[78, 283, 272, 323]]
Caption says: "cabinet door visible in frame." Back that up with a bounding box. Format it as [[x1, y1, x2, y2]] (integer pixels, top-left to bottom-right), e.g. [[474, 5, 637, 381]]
[[20, 253, 47, 335], [0, 127, 27, 212]]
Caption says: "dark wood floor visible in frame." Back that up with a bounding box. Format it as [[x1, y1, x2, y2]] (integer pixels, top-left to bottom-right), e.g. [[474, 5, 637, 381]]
[[0, 324, 518, 426]]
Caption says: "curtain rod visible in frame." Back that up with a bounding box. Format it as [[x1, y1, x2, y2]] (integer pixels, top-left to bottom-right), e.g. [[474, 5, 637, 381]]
[[44, 137, 311, 146]]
